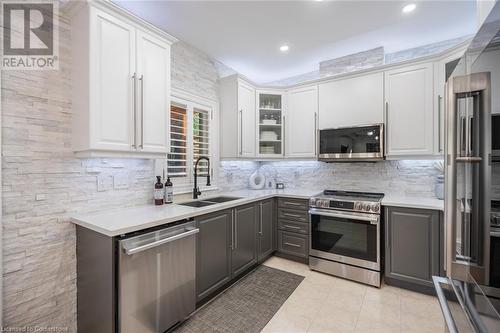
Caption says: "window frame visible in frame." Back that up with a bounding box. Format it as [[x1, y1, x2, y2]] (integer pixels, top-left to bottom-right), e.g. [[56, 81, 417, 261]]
[[161, 89, 218, 194]]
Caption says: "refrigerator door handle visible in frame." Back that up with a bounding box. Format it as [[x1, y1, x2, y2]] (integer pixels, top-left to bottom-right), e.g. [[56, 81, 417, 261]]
[[432, 277, 458, 333]]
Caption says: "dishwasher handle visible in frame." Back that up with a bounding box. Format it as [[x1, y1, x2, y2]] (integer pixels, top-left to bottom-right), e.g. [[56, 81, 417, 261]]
[[123, 227, 199, 255]]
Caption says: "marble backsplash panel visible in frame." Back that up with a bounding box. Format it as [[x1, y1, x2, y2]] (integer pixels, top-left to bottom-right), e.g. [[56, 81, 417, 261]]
[[219, 160, 443, 198]]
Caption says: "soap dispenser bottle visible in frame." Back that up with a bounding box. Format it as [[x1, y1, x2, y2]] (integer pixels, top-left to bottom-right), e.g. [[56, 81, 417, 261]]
[[164, 176, 173, 204], [154, 176, 164, 205]]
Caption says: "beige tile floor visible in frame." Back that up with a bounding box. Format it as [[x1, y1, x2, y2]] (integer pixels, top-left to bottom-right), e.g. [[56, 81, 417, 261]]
[[261, 256, 445, 333]]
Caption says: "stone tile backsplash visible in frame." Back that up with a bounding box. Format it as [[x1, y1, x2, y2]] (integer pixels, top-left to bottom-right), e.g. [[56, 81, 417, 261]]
[[219, 160, 443, 198]]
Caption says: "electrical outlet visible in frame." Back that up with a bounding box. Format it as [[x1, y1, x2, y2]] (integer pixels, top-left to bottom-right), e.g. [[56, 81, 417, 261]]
[[114, 173, 129, 189], [35, 194, 46, 201], [97, 175, 113, 192]]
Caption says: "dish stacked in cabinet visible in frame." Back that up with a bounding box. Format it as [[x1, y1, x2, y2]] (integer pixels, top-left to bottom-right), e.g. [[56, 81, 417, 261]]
[[276, 198, 309, 261]]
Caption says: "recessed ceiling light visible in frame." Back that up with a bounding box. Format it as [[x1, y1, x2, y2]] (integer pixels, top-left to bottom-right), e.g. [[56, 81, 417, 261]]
[[280, 45, 289, 52], [402, 3, 416, 14]]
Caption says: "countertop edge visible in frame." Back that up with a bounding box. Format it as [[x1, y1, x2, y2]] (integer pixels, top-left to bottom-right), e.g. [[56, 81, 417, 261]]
[[381, 198, 444, 211], [71, 191, 443, 237], [71, 192, 308, 237]]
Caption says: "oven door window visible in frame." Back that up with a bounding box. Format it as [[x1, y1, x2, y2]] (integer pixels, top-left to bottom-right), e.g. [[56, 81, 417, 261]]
[[311, 214, 377, 262]]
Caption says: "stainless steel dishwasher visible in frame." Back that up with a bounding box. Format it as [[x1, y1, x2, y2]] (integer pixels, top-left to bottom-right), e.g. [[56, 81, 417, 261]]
[[118, 220, 198, 333]]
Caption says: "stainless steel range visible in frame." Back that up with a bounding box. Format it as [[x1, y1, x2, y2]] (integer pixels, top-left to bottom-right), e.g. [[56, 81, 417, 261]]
[[309, 190, 384, 287]]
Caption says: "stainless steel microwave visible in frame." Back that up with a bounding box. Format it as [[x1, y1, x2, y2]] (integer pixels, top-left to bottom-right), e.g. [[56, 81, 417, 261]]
[[318, 124, 384, 162]]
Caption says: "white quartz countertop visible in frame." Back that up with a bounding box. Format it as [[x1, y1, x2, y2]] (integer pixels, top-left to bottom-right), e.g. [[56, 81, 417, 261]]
[[381, 195, 444, 211], [70, 188, 444, 237], [70, 189, 320, 237]]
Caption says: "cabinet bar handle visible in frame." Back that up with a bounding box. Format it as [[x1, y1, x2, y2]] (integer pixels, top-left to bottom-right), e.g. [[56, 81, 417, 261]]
[[283, 115, 286, 156], [231, 211, 234, 250], [234, 211, 238, 250], [259, 203, 263, 235], [132, 73, 137, 149], [314, 112, 318, 156], [139, 75, 144, 149], [385, 101, 389, 153], [283, 213, 302, 218], [438, 95, 442, 152], [284, 242, 301, 248], [283, 225, 301, 230], [283, 201, 302, 206], [239, 109, 243, 155]]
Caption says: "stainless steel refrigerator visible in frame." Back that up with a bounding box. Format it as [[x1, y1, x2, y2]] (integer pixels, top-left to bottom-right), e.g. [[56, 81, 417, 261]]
[[435, 3, 500, 332]]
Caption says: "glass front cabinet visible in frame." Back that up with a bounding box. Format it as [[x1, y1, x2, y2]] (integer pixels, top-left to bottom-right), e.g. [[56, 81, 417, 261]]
[[256, 91, 285, 157]]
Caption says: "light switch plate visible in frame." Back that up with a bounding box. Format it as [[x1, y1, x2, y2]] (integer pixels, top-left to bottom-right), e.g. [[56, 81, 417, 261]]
[[114, 173, 129, 189], [97, 174, 113, 192]]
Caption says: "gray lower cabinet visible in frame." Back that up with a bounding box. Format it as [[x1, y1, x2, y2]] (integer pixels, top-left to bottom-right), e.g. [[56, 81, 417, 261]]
[[258, 199, 275, 262], [385, 206, 442, 289], [276, 197, 309, 261], [278, 231, 308, 258], [232, 204, 258, 277], [196, 202, 269, 302], [196, 209, 232, 302]]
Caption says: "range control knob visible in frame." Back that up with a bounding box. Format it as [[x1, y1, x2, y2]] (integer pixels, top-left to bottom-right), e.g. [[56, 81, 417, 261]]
[[372, 204, 380, 212], [354, 202, 363, 211], [363, 203, 371, 211]]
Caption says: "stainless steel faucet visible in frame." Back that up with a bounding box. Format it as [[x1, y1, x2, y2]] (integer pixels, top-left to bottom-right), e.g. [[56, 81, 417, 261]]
[[193, 156, 211, 199]]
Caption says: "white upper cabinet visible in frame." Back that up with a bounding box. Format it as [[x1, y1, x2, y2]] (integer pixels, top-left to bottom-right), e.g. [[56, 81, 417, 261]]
[[219, 76, 256, 158], [469, 47, 500, 114], [286, 86, 318, 158], [434, 50, 465, 154], [70, 1, 175, 158], [90, 9, 136, 152], [385, 62, 434, 157], [240, 82, 257, 157], [318, 72, 384, 129], [257, 90, 284, 157], [136, 31, 171, 153]]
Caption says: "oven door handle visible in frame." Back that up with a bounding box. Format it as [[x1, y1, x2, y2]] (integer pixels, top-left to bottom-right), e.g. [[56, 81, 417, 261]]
[[309, 208, 379, 224]]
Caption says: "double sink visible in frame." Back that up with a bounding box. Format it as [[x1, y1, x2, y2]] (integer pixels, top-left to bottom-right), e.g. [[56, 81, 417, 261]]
[[178, 196, 242, 208]]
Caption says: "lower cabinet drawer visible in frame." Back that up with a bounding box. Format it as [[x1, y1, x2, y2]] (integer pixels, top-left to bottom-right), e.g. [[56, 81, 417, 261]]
[[277, 219, 308, 235], [278, 198, 309, 210], [278, 208, 309, 223], [278, 231, 308, 258]]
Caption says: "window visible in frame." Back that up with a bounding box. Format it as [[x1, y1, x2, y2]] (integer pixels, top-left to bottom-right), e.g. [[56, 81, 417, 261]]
[[166, 96, 214, 188], [193, 108, 210, 177], [168, 103, 188, 177]]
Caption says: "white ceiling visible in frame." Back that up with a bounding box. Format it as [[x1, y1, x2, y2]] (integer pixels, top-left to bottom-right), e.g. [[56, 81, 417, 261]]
[[115, 0, 477, 84]]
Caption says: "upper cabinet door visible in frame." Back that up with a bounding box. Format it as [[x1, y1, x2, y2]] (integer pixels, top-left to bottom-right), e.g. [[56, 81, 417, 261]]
[[385, 63, 434, 156], [257, 91, 284, 157], [238, 81, 256, 157], [136, 30, 170, 153], [319, 72, 383, 129], [91, 9, 136, 151], [286, 86, 318, 158], [434, 51, 464, 155]]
